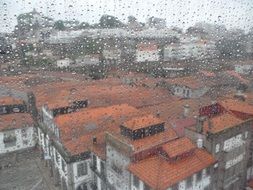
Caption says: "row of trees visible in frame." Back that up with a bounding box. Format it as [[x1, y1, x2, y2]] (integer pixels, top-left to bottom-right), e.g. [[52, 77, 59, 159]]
[[53, 15, 132, 30]]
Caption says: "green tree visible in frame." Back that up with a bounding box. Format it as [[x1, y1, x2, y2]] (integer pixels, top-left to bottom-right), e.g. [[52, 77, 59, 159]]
[[78, 22, 90, 29], [99, 15, 125, 28], [54, 20, 65, 30]]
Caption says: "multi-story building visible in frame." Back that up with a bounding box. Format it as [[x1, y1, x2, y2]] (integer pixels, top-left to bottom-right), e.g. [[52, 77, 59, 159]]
[[135, 42, 160, 63], [160, 76, 211, 98], [218, 99, 253, 181], [163, 37, 218, 61], [0, 96, 35, 156], [38, 102, 141, 190], [104, 114, 216, 190], [185, 101, 253, 190]]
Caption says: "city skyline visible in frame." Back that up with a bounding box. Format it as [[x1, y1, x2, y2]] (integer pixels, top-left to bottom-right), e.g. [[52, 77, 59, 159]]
[[0, 0, 252, 33]]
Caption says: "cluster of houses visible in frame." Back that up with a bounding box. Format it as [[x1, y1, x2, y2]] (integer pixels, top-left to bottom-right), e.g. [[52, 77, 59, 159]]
[[1, 73, 253, 190]]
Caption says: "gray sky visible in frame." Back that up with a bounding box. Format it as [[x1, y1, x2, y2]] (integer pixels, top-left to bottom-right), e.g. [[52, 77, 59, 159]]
[[0, 0, 252, 33]]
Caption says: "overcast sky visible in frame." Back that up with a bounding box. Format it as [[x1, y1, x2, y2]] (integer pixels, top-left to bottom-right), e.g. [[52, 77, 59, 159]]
[[0, 0, 252, 33]]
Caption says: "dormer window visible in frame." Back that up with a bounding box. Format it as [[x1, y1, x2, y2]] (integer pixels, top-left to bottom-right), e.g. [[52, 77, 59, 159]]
[[120, 115, 165, 140]]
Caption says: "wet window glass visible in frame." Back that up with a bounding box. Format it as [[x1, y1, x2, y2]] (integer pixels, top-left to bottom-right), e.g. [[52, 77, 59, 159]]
[[0, 0, 253, 190]]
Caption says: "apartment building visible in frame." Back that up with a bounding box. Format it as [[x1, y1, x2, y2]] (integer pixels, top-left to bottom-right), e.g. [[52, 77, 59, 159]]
[[160, 76, 211, 98], [104, 114, 216, 190], [218, 99, 253, 181], [0, 96, 35, 155], [135, 42, 160, 63], [38, 102, 141, 190], [185, 101, 253, 190]]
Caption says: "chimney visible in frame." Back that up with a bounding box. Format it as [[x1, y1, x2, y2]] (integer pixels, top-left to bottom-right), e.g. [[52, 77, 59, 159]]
[[197, 138, 203, 148], [234, 89, 246, 101], [156, 110, 160, 117], [92, 136, 97, 144], [183, 104, 190, 118], [195, 116, 206, 133], [207, 118, 213, 130]]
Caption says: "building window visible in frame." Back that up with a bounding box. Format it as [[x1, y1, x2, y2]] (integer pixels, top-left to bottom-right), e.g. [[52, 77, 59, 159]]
[[21, 128, 28, 138], [77, 162, 88, 177], [206, 166, 211, 175], [3, 131, 17, 148], [186, 176, 192, 188], [61, 159, 66, 173], [215, 143, 220, 153], [100, 161, 105, 175], [245, 131, 248, 139], [171, 183, 178, 190], [77, 183, 88, 190], [111, 161, 122, 174], [133, 175, 139, 188], [55, 151, 60, 165], [93, 155, 97, 170], [0, 106, 7, 114], [144, 183, 150, 190], [196, 171, 202, 182]]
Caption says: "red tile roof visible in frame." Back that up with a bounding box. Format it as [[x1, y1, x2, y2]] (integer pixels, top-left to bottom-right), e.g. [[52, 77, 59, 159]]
[[0, 113, 34, 131], [55, 104, 142, 156], [199, 70, 216, 77], [137, 42, 158, 51], [109, 125, 177, 153], [161, 137, 196, 158], [220, 99, 253, 116], [191, 113, 244, 134], [128, 146, 215, 190], [225, 70, 249, 84], [0, 96, 24, 105], [170, 118, 196, 137], [55, 104, 140, 142], [122, 114, 164, 130], [165, 76, 205, 89]]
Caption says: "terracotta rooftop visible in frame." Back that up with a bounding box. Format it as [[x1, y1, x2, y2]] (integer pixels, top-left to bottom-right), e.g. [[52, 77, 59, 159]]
[[128, 147, 215, 190], [110, 124, 177, 153], [220, 99, 253, 116], [0, 113, 34, 131], [55, 104, 143, 156], [225, 70, 249, 84], [139, 97, 212, 122], [165, 76, 205, 89], [161, 137, 196, 158], [0, 96, 24, 105], [202, 113, 243, 134], [170, 118, 196, 137], [137, 42, 158, 51], [122, 114, 164, 130], [55, 104, 141, 142], [199, 70, 216, 77]]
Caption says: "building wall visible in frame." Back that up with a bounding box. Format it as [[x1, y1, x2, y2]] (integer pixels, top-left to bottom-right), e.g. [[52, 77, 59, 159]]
[[106, 144, 131, 190], [91, 154, 106, 190], [172, 85, 192, 98], [130, 168, 212, 190], [171, 85, 209, 98], [186, 121, 251, 190], [136, 50, 160, 62], [72, 160, 92, 190], [56, 59, 73, 68], [235, 65, 253, 75], [168, 169, 211, 190], [103, 49, 121, 60], [0, 126, 35, 154], [164, 41, 217, 61]]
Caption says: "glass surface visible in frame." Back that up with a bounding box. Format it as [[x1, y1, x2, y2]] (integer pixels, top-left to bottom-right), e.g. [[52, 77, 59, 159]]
[[0, 1, 252, 190]]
